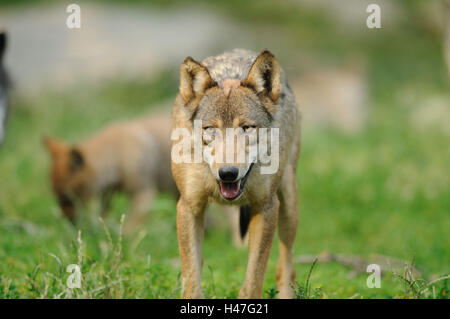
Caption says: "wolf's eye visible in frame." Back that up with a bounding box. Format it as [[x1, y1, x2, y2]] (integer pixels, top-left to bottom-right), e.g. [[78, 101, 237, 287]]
[[203, 126, 216, 135], [242, 125, 256, 133]]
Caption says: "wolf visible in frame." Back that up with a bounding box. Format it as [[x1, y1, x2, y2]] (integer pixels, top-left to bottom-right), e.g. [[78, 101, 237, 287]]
[[44, 113, 178, 232], [0, 31, 10, 146], [44, 112, 245, 243], [171, 49, 301, 298]]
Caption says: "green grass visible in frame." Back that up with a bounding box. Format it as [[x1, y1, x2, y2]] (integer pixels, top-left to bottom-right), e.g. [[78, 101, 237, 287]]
[[0, 0, 448, 299]]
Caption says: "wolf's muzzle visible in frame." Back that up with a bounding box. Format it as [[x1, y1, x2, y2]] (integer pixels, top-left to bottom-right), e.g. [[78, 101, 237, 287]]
[[219, 166, 239, 181], [218, 163, 254, 200]]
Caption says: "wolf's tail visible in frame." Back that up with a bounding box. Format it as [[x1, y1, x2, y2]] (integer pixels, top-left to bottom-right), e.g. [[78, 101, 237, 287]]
[[239, 205, 251, 239]]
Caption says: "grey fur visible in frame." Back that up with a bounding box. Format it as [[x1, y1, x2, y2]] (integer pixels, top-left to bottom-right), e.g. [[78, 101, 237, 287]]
[[201, 49, 258, 83], [201, 49, 293, 105], [0, 32, 10, 145]]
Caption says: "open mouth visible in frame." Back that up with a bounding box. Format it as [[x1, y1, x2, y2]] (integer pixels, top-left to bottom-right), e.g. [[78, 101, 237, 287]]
[[218, 164, 254, 200]]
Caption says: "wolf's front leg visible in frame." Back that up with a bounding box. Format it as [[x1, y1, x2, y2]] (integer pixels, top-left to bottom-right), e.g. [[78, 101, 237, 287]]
[[276, 166, 299, 299], [177, 197, 206, 298], [239, 195, 279, 298]]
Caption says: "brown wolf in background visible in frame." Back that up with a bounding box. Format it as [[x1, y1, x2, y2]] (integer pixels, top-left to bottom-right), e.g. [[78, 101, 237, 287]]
[[171, 49, 301, 298], [43, 113, 244, 242], [44, 113, 177, 232]]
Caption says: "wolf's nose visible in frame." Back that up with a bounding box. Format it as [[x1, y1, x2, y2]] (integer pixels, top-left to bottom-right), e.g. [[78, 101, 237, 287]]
[[219, 166, 239, 181]]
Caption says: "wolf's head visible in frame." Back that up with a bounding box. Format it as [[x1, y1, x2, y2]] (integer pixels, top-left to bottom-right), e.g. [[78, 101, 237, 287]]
[[43, 137, 92, 222], [176, 50, 281, 201], [0, 31, 9, 145]]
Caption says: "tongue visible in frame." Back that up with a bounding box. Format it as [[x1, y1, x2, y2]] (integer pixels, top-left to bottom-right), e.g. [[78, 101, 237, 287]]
[[220, 180, 241, 199]]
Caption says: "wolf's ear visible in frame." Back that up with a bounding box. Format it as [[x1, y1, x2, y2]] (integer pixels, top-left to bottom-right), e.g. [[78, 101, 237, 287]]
[[43, 136, 68, 159], [179, 57, 214, 104], [0, 31, 6, 61], [70, 148, 84, 172], [243, 50, 281, 104]]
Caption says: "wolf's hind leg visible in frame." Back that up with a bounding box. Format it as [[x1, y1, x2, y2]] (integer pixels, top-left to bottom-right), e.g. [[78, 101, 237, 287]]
[[221, 205, 248, 248], [276, 166, 299, 299], [123, 188, 155, 233]]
